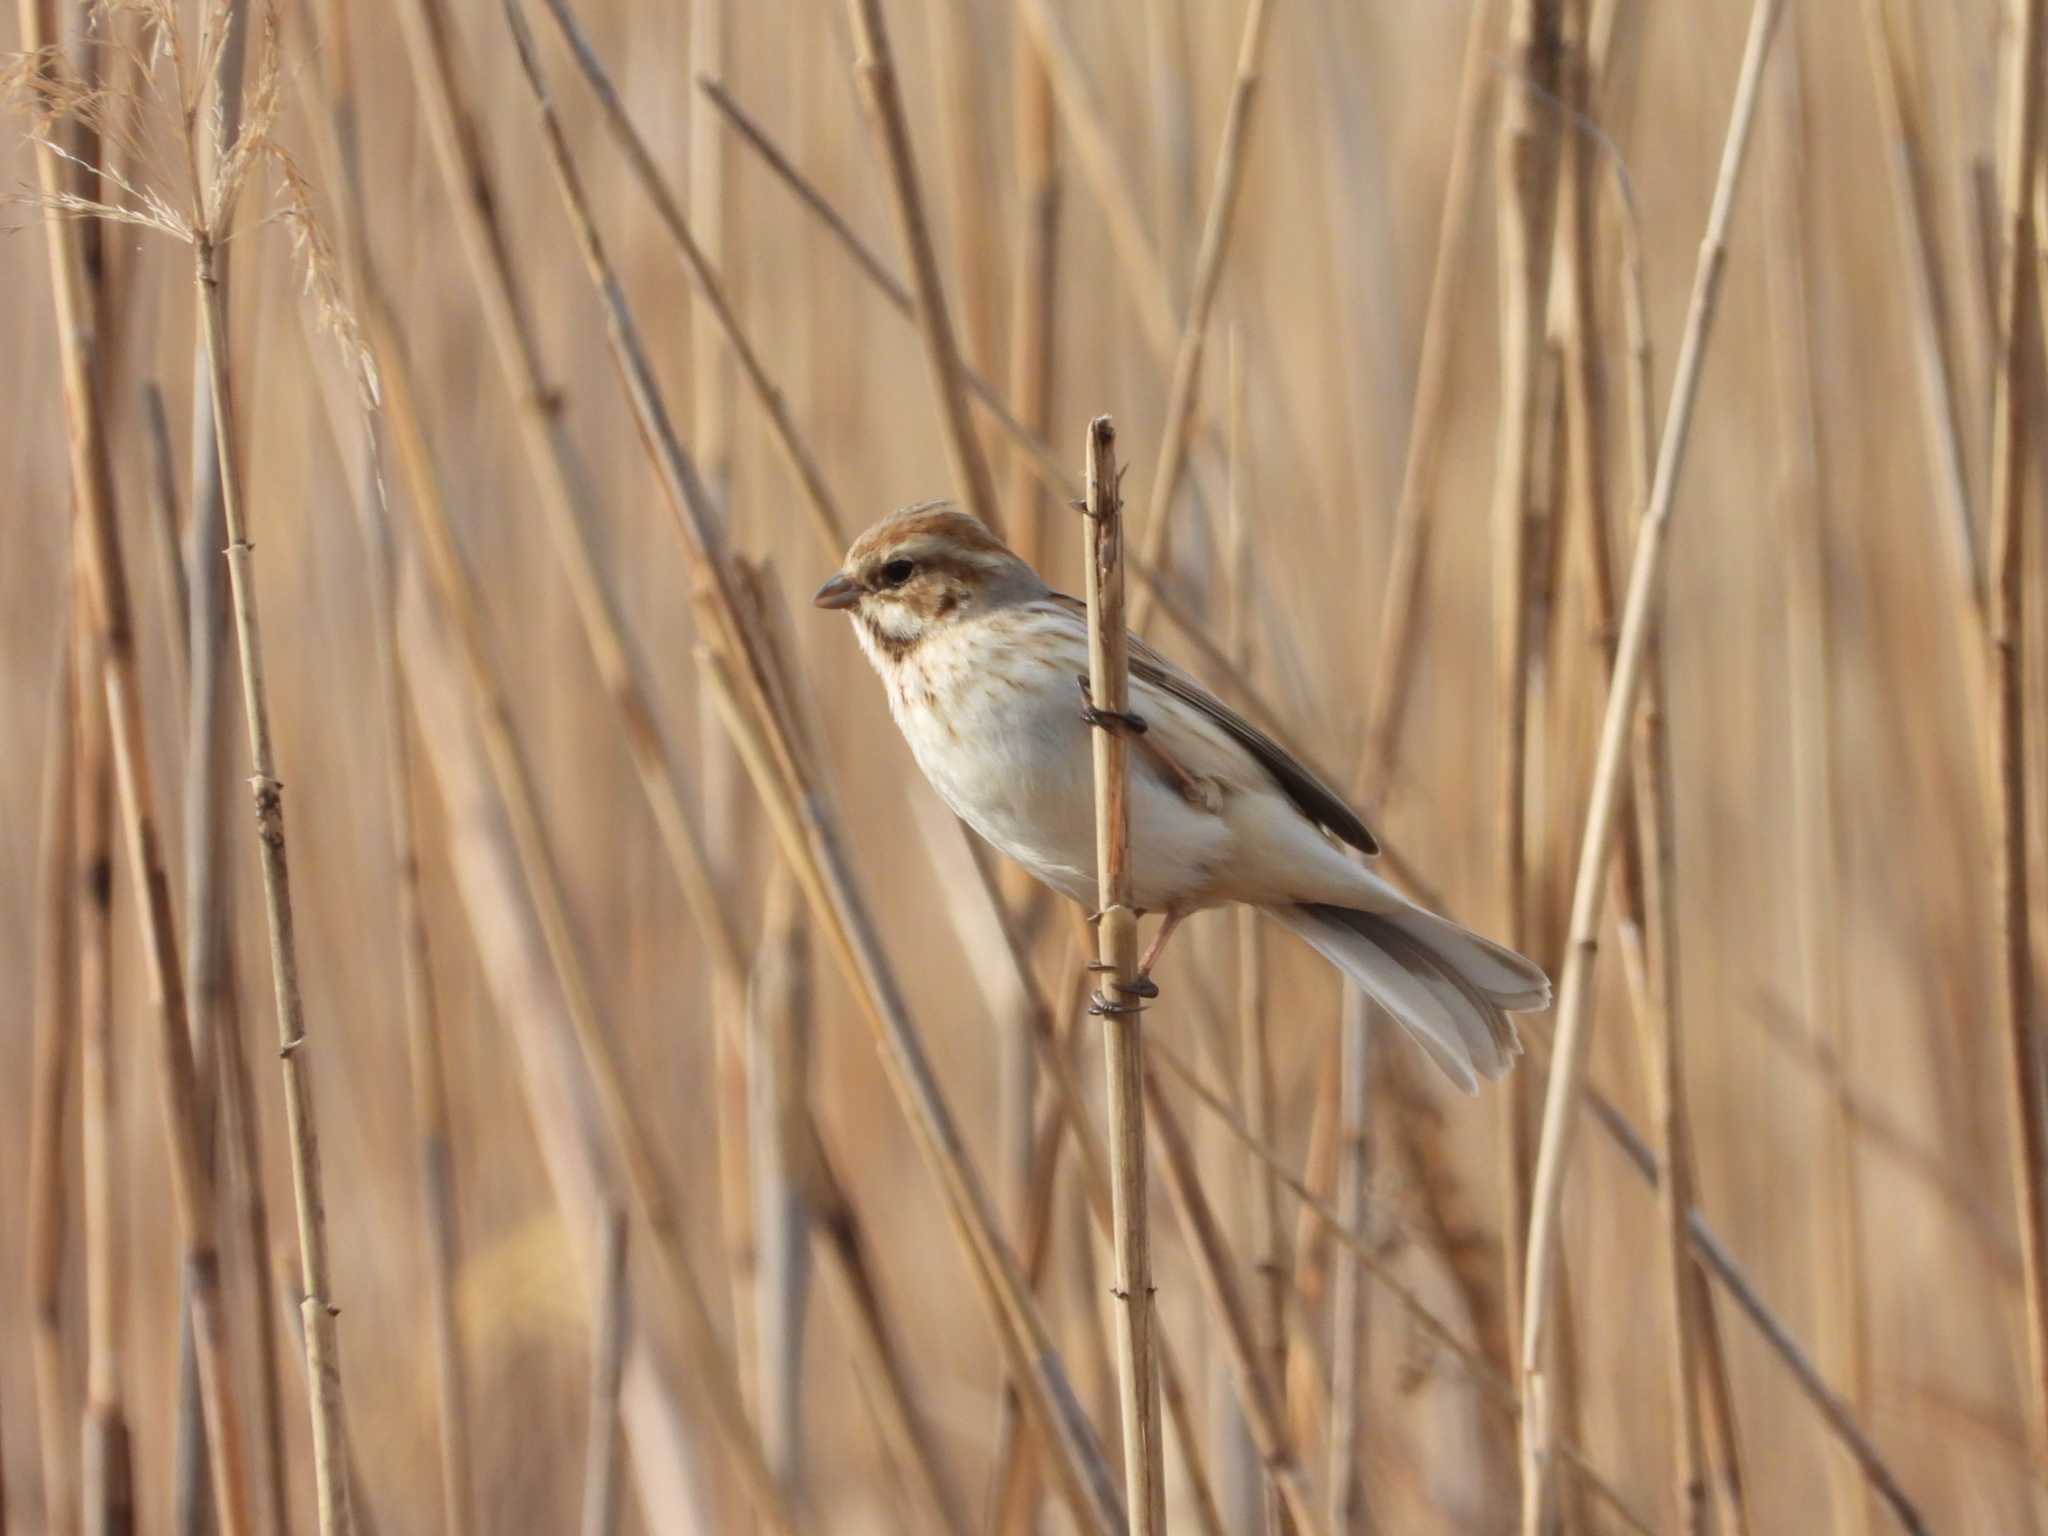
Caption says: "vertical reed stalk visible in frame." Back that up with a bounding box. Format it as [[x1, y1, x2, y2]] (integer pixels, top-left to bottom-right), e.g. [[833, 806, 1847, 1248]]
[[844, 0, 1002, 533], [1146, 1037, 1654, 1533], [579, 1208, 631, 1536], [1493, 2, 1563, 1433], [28, 633, 76, 1536], [301, 8, 477, 1522], [1140, 1069, 1327, 1536], [1000, 33, 1063, 1247], [1012, 0, 1180, 360], [1326, 986, 1372, 1533], [19, 9, 252, 1530], [917, 805, 1231, 1536], [1080, 417, 1167, 1536], [1226, 336, 1292, 1532], [1767, 19, 1869, 1536], [1986, 0, 2048, 1481], [1610, 138, 1752, 1536], [1358, 0, 1499, 799], [74, 607, 130, 1536], [683, 0, 760, 1437], [689, 0, 733, 505], [174, 6, 251, 1525], [1517, 4, 1781, 1527], [750, 868, 815, 1497], [1006, 6, 1062, 572], [192, 220, 355, 1536]]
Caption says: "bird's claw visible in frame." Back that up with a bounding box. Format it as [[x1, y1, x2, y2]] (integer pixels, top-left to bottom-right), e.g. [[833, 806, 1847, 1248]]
[[1088, 988, 1149, 1017], [1084, 960, 1159, 994], [1077, 675, 1146, 735]]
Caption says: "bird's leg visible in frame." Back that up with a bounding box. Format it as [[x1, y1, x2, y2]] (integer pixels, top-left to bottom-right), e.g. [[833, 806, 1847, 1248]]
[[1128, 908, 1188, 996]]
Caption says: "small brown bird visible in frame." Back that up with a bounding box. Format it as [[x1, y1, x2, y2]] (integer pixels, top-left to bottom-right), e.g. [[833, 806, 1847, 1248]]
[[815, 502, 1549, 1091]]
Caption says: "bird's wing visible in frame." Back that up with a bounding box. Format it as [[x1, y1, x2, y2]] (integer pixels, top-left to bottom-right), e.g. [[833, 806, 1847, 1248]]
[[1049, 592, 1379, 857]]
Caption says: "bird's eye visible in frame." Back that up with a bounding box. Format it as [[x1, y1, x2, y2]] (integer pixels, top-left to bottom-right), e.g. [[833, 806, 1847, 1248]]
[[879, 558, 916, 588]]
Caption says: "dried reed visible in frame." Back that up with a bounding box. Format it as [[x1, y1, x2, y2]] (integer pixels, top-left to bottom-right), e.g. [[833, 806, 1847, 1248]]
[[28, 630, 75, 1536], [1516, 1, 1782, 1526], [16, 8, 254, 1529], [844, 0, 1002, 534], [1079, 416, 1167, 1535], [1985, 0, 2048, 1485], [498, 7, 1120, 1523]]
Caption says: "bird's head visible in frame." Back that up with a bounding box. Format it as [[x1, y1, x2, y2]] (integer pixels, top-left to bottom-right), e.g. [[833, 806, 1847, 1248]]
[[813, 501, 1044, 660]]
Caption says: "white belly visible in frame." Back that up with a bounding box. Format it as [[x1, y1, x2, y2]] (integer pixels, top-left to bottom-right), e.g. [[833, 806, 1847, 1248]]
[[884, 619, 1231, 912]]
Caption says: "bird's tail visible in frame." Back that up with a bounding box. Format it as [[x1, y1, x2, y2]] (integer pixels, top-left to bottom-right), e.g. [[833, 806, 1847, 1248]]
[[1269, 901, 1551, 1094]]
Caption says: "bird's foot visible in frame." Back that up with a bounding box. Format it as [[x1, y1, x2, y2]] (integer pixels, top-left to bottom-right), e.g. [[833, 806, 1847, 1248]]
[[1077, 676, 1147, 735], [1084, 959, 1159, 998], [1088, 987, 1150, 1016]]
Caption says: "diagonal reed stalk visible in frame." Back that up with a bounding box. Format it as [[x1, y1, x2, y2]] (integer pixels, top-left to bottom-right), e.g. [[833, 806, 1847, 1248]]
[[373, 274, 797, 1530], [532, 0, 845, 556], [358, 14, 962, 1524], [1129, 0, 1273, 632], [497, 6, 1123, 1527], [382, 521, 716, 1532], [380, 0, 741, 1014], [1079, 417, 1167, 1536], [1516, 2, 1782, 1528], [1985, 0, 2048, 1487], [1604, 109, 1754, 1535], [372, 303, 726, 1534], [803, 1119, 974, 1536], [844, 0, 1002, 535], [381, 0, 765, 1466], [289, 6, 474, 1518], [1357, 0, 1499, 800], [1855, 0, 1984, 690]]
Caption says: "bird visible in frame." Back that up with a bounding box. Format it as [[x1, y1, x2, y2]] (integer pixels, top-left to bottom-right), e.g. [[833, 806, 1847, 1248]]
[[813, 501, 1550, 1092]]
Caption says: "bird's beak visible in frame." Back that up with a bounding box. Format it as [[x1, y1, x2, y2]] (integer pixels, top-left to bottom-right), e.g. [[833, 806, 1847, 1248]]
[[813, 572, 862, 611]]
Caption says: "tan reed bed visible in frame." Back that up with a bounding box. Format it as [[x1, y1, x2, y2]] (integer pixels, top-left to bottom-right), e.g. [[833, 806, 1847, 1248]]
[[495, 5, 1123, 1525]]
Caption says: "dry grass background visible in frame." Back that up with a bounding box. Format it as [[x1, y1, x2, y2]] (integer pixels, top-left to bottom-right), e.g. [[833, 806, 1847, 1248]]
[[1, 0, 2042, 1530]]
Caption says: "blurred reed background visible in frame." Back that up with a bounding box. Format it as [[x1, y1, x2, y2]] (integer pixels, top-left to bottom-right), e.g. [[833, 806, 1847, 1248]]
[[1, 0, 2041, 1530]]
